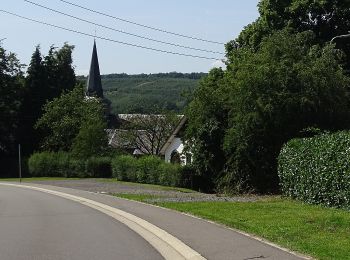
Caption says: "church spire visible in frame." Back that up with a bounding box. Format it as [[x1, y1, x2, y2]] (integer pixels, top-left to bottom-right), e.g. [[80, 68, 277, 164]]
[[86, 40, 103, 98]]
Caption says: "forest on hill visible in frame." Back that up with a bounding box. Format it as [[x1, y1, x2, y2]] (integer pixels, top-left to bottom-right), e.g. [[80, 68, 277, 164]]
[[77, 72, 206, 114]]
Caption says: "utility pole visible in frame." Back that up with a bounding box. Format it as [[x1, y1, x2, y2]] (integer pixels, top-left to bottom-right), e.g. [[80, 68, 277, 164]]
[[18, 144, 22, 183]]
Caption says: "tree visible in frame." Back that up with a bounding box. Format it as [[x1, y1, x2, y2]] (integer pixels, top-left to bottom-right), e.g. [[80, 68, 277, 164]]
[[184, 68, 229, 191], [186, 30, 350, 193], [19, 46, 47, 154], [117, 113, 180, 155], [36, 85, 105, 152], [71, 118, 108, 158], [233, 0, 350, 71], [44, 43, 76, 100], [0, 46, 23, 156]]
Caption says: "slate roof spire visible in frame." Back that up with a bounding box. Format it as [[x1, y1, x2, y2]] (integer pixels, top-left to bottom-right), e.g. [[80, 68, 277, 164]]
[[86, 40, 103, 98]]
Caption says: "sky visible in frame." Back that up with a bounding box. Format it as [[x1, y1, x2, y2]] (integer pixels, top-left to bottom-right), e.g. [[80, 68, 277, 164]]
[[0, 0, 260, 75]]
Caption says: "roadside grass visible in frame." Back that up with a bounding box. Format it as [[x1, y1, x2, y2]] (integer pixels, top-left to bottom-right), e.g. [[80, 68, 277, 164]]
[[0, 177, 81, 182], [114, 194, 350, 260], [97, 178, 196, 193]]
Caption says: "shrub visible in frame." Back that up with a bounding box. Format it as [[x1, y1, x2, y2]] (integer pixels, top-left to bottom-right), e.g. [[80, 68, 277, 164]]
[[137, 156, 163, 184], [111, 155, 187, 187], [158, 163, 181, 186], [28, 152, 70, 177], [86, 157, 112, 178], [278, 131, 350, 209], [28, 152, 112, 178], [111, 155, 138, 182]]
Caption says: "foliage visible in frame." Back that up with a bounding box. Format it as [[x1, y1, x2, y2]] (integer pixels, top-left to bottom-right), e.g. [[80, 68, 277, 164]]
[[186, 30, 350, 193], [36, 85, 106, 152], [71, 118, 108, 158], [0, 45, 23, 157], [85, 157, 112, 178], [111, 155, 183, 187], [234, 0, 350, 72], [28, 152, 111, 178], [111, 155, 138, 181], [19, 44, 76, 155], [278, 131, 350, 209], [185, 68, 229, 192]]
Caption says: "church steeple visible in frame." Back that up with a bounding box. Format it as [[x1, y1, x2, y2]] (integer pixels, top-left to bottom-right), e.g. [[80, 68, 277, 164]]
[[86, 40, 103, 98]]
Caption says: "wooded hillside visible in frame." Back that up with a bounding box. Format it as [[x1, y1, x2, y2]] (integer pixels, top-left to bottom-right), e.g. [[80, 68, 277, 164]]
[[77, 73, 206, 113]]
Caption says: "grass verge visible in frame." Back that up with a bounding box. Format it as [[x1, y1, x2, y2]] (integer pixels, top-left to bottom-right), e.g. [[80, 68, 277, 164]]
[[113, 194, 350, 260]]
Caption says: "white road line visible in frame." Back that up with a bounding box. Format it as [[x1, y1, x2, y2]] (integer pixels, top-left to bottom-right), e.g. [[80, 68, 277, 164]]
[[0, 183, 206, 260]]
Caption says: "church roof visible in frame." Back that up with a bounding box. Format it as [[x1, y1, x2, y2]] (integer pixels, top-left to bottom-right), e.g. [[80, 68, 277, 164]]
[[86, 40, 103, 98]]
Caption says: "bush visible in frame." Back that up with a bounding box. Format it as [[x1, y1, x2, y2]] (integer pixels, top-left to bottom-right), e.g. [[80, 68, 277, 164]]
[[111, 155, 138, 182], [112, 155, 187, 187], [28, 152, 70, 177], [278, 131, 350, 209], [28, 152, 111, 178], [86, 157, 112, 178]]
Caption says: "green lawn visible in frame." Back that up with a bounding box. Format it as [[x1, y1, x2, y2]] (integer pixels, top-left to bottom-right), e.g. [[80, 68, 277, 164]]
[[113, 194, 350, 260]]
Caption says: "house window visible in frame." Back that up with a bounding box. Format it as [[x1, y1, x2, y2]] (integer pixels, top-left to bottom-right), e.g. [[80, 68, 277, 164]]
[[170, 150, 181, 164]]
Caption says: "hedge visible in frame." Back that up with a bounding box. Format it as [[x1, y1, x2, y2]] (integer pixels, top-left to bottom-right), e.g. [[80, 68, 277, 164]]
[[278, 131, 350, 209], [28, 152, 111, 178], [29, 152, 196, 189], [111, 155, 193, 187]]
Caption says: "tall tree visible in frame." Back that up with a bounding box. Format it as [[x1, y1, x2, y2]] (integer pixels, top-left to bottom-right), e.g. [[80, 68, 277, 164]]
[[233, 0, 350, 71], [0, 46, 23, 156], [187, 30, 350, 193], [19, 46, 47, 154], [36, 85, 105, 152]]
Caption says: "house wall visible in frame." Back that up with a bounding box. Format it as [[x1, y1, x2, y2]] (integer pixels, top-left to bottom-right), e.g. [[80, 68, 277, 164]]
[[164, 137, 186, 165]]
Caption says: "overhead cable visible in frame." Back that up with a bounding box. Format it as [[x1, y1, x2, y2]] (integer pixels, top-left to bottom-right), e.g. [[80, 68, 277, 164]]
[[24, 0, 224, 55], [0, 10, 220, 60], [58, 0, 224, 45]]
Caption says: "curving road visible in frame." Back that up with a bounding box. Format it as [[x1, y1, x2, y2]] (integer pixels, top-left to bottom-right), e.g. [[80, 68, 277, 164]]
[[0, 185, 163, 260]]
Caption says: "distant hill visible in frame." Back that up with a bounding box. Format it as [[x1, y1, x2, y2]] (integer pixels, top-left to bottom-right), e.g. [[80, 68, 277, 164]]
[[77, 72, 206, 113]]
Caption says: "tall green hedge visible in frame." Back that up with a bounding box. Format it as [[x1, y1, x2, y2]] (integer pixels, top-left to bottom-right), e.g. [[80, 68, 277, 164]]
[[111, 155, 183, 187], [278, 131, 350, 209], [28, 152, 111, 178]]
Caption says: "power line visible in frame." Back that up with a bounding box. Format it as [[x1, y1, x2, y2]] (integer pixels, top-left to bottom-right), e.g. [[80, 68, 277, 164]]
[[58, 0, 225, 45], [24, 0, 224, 55], [0, 10, 220, 60]]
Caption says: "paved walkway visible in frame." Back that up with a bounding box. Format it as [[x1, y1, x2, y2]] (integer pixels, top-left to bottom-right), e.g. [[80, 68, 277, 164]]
[[1, 182, 309, 260]]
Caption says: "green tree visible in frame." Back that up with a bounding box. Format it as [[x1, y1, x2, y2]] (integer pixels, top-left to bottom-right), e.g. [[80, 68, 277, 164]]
[[71, 118, 108, 158], [44, 43, 76, 100], [36, 85, 105, 152], [0, 45, 23, 156], [185, 68, 229, 191], [186, 30, 350, 193], [233, 0, 350, 71], [19, 46, 47, 154]]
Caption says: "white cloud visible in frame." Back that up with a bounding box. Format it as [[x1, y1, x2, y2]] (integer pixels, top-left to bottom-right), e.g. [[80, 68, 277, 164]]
[[211, 60, 226, 69]]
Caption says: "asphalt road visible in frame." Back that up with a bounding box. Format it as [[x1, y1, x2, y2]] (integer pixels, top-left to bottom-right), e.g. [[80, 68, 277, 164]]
[[0, 185, 163, 260]]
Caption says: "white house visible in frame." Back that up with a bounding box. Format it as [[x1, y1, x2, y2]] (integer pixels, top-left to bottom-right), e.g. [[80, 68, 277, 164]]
[[160, 116, 192, 166]]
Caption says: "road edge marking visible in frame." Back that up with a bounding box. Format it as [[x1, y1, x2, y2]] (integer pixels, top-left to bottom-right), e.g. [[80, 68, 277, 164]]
[[0, 183, 206, 260]]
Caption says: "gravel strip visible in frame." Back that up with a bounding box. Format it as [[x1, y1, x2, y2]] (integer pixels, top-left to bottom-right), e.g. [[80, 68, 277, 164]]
[[27, 179, 260, 203]]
